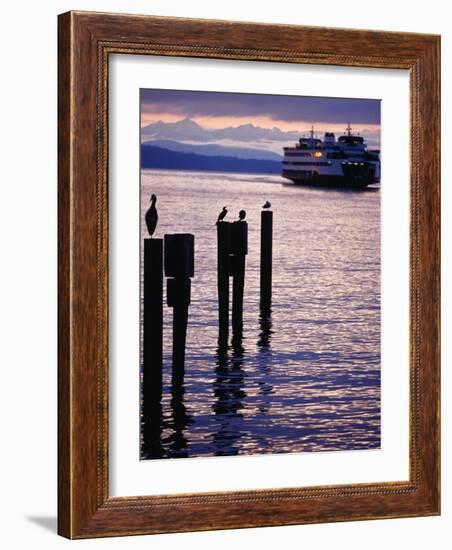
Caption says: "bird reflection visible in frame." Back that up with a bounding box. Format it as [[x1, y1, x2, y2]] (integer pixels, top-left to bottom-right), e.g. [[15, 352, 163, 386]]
[[212, 336, 247, 456]]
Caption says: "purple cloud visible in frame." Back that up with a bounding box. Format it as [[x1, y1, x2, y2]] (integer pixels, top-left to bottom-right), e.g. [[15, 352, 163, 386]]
[[141, 89, 381, 125]]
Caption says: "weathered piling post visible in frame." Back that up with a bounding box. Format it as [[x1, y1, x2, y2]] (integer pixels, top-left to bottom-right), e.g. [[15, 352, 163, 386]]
[[164, 234, 194, 381], [230, 220, 248, 338], [260, 210, 273, 312], [142, 238, 164, 455], [217, 222, 230, 343], [142, 238, 164, 399]]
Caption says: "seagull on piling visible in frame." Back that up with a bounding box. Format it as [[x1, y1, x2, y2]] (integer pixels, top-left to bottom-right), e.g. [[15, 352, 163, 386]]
[[145, 194, 158, 237], [238, 209, 247, 221], [216, 206, 228, 225], [262, 201, 272, 209]]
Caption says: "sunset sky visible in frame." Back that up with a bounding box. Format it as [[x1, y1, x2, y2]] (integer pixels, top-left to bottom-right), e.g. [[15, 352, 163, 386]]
[[140, 89, 381, 152]]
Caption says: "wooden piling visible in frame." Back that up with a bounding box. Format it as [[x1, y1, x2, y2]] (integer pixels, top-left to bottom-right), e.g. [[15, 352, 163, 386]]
[[142, 238, 163, 400], [142, 238, 163, 456], [260, 210, 273, 312], [168, 278, 190, 379], [230, 221, 248, 338], [232, 253, 246, 337], [165, 234, 194, 378], [164, 233, 195, 279], [217, 222, 230, 343]]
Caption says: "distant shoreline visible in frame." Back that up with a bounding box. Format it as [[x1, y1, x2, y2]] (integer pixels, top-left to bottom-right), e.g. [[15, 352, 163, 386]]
[[141, 143, 282, 176], [141, 166, 284, 178]]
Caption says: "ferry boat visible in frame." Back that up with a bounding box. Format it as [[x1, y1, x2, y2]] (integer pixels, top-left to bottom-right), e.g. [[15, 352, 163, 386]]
[[281, 123, 380, 188]]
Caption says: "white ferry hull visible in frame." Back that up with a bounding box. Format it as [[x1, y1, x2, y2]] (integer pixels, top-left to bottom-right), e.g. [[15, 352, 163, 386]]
[[282, 162, 378, 188], [282, 175, 376, 188]]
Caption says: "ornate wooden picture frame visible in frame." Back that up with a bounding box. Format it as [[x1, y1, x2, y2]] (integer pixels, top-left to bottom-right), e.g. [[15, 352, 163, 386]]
[[58, 11, 440, 539]]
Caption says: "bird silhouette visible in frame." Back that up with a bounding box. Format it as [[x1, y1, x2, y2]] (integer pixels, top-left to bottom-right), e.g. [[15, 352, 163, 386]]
[[262, 201, 271, 209], [216, 206, 228, 225], [238, 209, 246, 221], [145, 194, 158, 237]]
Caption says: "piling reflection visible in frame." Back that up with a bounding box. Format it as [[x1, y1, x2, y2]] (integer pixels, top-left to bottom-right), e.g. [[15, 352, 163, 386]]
[[257, 307, 273, 351], [141, 400, 163, 459], [166, 376, 192, 458], [257, 308, 274, 414], [212, 337, 247, 456], [141, 368, 193, 459]]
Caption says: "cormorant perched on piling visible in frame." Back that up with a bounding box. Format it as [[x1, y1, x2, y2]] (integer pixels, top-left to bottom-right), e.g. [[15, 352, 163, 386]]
[[262, 201, 271, 209], [145, 194, 158, 237], [216, 206, 228, 225], [238, 209, 247, 221]]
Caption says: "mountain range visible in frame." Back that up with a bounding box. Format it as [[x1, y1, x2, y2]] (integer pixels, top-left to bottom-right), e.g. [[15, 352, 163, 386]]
[[141, 117, 381, 150], [141, 117, 300, 144]]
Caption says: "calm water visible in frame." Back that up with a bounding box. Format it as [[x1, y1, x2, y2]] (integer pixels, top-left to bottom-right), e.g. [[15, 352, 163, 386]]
[[140, 169, 380, 459]]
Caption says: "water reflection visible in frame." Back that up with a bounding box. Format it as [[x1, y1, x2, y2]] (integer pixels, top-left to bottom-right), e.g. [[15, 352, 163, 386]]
[[165, 379, 192, 458], [140, 171, 381, 459], [257, 307, 273, 351], [257, 308, 274, 413], [211, 337, 247, 456], [141, 400, 163, 459]]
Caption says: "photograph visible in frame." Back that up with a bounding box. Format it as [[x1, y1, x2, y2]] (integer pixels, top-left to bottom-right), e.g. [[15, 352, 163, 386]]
[[49, 5, 440, 541], [139, 88, 382, 460]]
